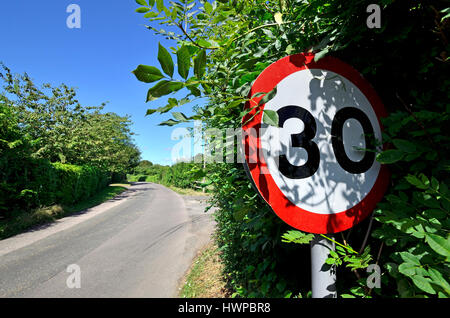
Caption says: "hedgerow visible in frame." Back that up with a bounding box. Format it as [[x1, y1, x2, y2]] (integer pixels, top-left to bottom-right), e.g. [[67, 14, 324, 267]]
[[128, 160, 204, 189], [1, 61, 143, 229], [1, 78, 114, 218]]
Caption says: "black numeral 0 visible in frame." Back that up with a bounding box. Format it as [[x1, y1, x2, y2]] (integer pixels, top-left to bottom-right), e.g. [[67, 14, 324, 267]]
[[331, 107, 375, 174], [276, 106, 375, 179]]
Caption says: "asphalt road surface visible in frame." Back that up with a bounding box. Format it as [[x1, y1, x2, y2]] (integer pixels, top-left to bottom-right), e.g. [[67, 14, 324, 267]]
[[0, 183, 215, 297]]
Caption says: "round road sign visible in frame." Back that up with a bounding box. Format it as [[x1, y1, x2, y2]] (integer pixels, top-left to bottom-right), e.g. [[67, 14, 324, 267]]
[[242, 53, 389, 234]]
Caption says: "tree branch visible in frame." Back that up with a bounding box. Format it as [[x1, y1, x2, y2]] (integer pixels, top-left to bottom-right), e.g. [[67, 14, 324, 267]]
[[176, 23, 219, 50]]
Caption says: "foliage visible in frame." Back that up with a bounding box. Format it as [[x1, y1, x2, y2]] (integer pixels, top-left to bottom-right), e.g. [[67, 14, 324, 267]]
[[51, 162, 110, 205], [0, 65, 141, 174], [0, 96, 33, 214], [128, 160, 204, 189], [0, 66, 140, 225], [372, 173, 450, 297], [133, 0, 450, 298], [0, 141, 109, 215]]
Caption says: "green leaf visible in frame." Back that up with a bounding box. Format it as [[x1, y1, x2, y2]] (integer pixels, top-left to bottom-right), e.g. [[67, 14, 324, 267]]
[[145, 108, 158, 116], [194, 50, 207, 78], [350, 286, 365, 297], [156, 0, 164, 12], [411, 276, 436, 294], [392, 139, 417, 153], [263, 110, 279, 127], [281, 230, 314, 244], [258, 86, 277, 106], [158, 43, 174, 77], [197, 39, 212, 48], [172, 111, 188, 122], [399, 252, 421, 265], [132, 65, 164, 83], [204, 1, 213, 14], [135, 7, 150, 13], [187, 85, 202, 97], [144, 11, 159, 18], [398, 263, 417, 276], [314, 48, 329, 62], [428, 267, 450, 294], [285, 44, 295, 54], [376, 149, 404, 164], [423, 209, 446, 220], [135, 0, 148, 6], [405, 174, 428, 189], [159, 119, 179, 126], [274, 12, 283, 25], [145, 98, 181, 115], [425, 233, 450, 258], [329, 250, 339, 259], [176, 45, 191, 80], [335, 245, 347, 255], [146, 80, 184, 101], [430, 176, 439, 191], [441, 7, 450, 21]]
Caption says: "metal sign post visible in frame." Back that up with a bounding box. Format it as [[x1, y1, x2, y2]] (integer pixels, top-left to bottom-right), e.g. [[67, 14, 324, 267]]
[[311, 235, 337, 298]]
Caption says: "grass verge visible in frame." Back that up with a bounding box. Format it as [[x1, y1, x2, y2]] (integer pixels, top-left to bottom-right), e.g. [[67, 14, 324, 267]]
[[168, 185, 207, 196], [179, 242, 230, 298], [0, 184, 129, 240]]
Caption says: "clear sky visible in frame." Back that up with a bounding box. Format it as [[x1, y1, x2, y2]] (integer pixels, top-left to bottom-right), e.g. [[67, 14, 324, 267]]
[[0, 0, 197, 165]]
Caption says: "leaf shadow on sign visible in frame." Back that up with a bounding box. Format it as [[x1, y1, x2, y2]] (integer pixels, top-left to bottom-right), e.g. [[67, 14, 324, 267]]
[[249, 66, 373, 234]]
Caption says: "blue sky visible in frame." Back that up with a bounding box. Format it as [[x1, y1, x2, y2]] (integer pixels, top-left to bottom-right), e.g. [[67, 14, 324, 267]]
[[0, 0, 198, 165]]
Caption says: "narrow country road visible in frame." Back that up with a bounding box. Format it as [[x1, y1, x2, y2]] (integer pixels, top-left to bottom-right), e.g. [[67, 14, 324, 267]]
[[0, 183, 215, 297]]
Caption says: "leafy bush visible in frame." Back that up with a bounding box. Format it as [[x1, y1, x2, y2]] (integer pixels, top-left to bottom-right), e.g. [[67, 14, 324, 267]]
[[0, 101, 110, 213], [1, 66, 139, 225], [0, 64, 141, 174], [133, 0, 449, 297], [128, 161, 204, 189], [0, 98, 33, 216], [52, 162, 109, 205]]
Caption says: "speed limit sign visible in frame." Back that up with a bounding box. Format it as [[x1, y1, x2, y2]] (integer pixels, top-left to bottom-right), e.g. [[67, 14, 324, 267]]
[[242, 53, 389, 234]]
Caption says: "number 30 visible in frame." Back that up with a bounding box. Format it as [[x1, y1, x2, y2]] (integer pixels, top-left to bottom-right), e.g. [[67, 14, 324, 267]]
[[277, 105, 376, 179]]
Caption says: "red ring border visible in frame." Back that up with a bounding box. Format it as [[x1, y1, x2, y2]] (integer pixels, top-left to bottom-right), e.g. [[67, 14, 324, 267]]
[[242, 53, 390, 234]]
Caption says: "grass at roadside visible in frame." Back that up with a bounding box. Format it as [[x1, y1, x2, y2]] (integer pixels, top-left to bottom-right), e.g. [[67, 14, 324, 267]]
[[0, 184, 129, 240], [179, 242, 230, 298], [168, 185, 207, 196]]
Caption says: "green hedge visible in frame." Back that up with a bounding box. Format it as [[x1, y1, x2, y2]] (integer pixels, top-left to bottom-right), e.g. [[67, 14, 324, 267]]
[[0, 158, 110, 215], [52, 162, 109, 205], [128, 161, 203, 189], [1, 96, 111, 217]]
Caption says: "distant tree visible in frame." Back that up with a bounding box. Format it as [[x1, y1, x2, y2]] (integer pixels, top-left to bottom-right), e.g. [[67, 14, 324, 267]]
[[0, 64, 141, 174], [139, 160, 153, 167]]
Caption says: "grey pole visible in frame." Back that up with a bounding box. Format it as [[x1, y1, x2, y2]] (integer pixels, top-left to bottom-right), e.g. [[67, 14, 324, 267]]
[[311, 234, 337, 298]]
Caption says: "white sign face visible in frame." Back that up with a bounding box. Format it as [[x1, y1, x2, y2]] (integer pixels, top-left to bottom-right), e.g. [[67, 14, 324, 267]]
[[261, 69, 382, 214], [242, 53, 389, 233]]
